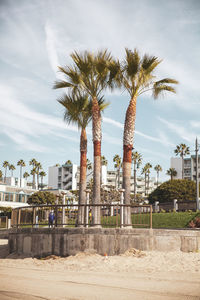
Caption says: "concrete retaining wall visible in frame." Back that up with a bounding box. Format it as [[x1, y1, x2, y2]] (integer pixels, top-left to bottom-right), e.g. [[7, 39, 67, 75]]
[[9, 228, 200, 257]]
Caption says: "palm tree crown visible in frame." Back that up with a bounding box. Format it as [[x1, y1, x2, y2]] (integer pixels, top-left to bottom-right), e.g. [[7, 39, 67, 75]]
[[166, 168, 177, 181], [23, 172, 29, 179], [3, 161, 9, 183], [9, 164, 16, 177]]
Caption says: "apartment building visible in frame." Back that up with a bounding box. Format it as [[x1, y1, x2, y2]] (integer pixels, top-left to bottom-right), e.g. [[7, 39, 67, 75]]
[[48, 163, 78, 190], [106, 170, 157, 196], [171, 155, 200, 180]]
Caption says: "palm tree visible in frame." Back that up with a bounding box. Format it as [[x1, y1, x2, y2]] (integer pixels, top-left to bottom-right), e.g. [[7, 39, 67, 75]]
[[65, 160, 72, 165], [9, 164, 16, 177], [29, 159, 37, 189], [58, 91, 108, 226], [17, 159, 26, 188], [0, 170, 3, 181], [174, 144, 190, 179], [87, 159, 92, 171], [101, 155, 108, 185], [3, 161, 9, 183], [39, 171, 46, 190], [132, 151, 142, 200], [113, 154, 122, 189], [166, 168, 177, 181], [144, 163, 152, 194], [54, 50, 113, 226], [154, 164, 162, 187], [35, 162, 42, 189], [112, 48, 178, 225], [30, 168, 37, 189], [23, 172, 29, 180], [141, 165, 148, 196]]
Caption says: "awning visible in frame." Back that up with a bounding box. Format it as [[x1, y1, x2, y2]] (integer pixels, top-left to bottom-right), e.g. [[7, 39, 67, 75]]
[[0, 201, 29, 209]]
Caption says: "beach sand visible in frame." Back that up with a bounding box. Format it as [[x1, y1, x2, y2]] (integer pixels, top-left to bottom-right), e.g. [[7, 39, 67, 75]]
[[0, 240, 200, 300]]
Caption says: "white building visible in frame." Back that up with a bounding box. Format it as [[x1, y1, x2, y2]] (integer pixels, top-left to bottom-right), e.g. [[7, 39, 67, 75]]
[[48, 162, 157, 196], [5, 177, 27, 188], [106, 170, 157, 196], [48, 163, 78, 190], [171, 155, 200, 180]]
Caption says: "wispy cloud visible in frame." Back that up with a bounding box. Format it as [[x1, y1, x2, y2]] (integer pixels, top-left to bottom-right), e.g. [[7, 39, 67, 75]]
[[158, 117, 196, 143], [103, 116, 174, 147]]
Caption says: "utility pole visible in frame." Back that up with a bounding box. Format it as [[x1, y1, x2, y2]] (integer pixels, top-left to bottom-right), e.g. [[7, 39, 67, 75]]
[[195, 137, 199, 210]]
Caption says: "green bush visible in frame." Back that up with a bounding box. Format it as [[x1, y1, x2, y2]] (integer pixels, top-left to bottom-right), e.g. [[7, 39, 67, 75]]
[[149, 179, 197, 204], [27, 191, 56, 205]]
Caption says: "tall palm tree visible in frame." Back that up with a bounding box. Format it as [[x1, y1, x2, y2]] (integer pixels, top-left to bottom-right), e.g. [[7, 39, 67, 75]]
[[132, 151, 142, 200], [112, 48, 178, 225], [17, 159, 26, 188], [154, 164, 162, 187], [30, 168, 37, 189], [58, 91, 108, 226], [3, 161, 9, 183], [174, 144, 190, 179], [54, 50, 113, 226], [113, 154, 122, 189], [29, 159, 37, 189], [9, 164, 16, 177], [166, 168, 177, 181], [39, 171, 46, 190]]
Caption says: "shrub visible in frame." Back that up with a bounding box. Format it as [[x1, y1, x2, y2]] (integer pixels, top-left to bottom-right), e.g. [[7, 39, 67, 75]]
[[148, 179, 196, 204]]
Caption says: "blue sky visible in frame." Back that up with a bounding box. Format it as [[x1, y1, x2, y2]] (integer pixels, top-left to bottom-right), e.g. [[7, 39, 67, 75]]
[[0, 0, 200, 182]]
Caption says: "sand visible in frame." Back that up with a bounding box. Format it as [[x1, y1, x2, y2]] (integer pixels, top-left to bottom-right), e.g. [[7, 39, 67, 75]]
[[0, 240, 200, 300]]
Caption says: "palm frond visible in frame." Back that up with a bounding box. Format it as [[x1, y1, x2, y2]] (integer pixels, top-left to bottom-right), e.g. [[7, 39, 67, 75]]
[[123, 48, 140, 78], [53, 80, 75, 89], [153, 85, 176, 99]]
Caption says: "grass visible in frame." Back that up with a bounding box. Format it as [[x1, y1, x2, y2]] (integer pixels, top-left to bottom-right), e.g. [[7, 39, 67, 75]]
[[152, 211, 200, 229], [14, 211, 200, 229]]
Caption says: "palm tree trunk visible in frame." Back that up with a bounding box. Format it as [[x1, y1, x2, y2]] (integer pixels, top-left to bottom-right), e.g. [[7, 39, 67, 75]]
[[182, 154, 184, 179], [157, 171, 159, 187], [78, 128, 87, 227], [134, 163, 136, 201], [32, 175, 35, 189], [145, 173, 147, 195], [148, 173, 150, 194], [118, 167, 120, 188], [41, 177, 43, 190], [92, 97, 101, 227], [123, 97, 136, 227], [20, 166, 22, 188], [4, 168, 7, 183]]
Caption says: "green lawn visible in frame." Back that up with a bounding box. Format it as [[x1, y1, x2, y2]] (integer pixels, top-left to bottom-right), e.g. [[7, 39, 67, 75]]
[[15, 211, 200, 229], [152, 211, 200, 228]]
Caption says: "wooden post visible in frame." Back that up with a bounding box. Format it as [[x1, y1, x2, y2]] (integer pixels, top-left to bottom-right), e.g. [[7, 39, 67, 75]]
[[18, 209, 21, 228]]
